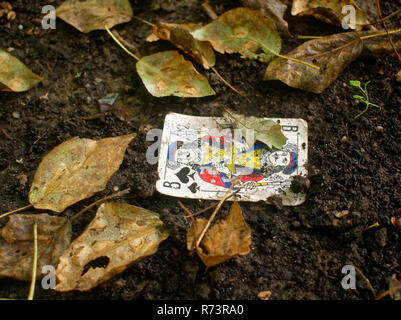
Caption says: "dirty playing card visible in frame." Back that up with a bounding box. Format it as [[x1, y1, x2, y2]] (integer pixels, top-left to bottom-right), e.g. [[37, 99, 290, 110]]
[[156, 113, 308, 206]]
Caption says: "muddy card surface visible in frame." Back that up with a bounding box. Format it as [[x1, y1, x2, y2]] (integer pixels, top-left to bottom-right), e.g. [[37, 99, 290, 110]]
[[156, 113, 308, 206]]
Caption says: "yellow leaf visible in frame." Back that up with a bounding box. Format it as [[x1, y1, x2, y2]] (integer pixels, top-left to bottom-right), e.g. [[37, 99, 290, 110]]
[[29, 133, 136, 213], [188, 202, 251, 267]]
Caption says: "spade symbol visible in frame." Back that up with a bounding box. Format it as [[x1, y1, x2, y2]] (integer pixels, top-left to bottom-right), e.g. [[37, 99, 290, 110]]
[[175, 167, 195, 184], [188, 182, 200, 194]]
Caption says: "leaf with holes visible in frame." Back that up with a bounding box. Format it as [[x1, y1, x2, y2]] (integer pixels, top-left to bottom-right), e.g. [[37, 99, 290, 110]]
[[191, 7, 281, 62], [264, 31, 363, 93], [222, 108, 286, 149], [28, 133, 136, 213], [56, 0, 133, 33], [187, 202, 251, 267], [55, 202, 169, 291], [0, 49, 42, 92], [136, 50, 215, 97], [242, 0, 291, 37], [0, 214, 71, 281], [152, 22, 216, 69], [291, 0, 369, 31]]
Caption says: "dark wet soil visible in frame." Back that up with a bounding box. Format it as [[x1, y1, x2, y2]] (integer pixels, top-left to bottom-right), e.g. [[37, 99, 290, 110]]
[[0, 0, 400, 300]]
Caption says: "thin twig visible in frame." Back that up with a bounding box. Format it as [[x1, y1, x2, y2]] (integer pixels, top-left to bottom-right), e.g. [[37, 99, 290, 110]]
[[70, 189, 130, 223], [27, 222, 38, 301], [111, 29, 141, 58], [133, 15, 156, 27], [196, 180, 240, 248], [375, 0, 401, 63], [105, 25, 141, 61], [202, 0, 218, 20], [353, 264, 376, 297], [0, 204, 33, 220], [210, 66, 248, 99], [183, 203, 218, 218], [375, 290, 390, 300]]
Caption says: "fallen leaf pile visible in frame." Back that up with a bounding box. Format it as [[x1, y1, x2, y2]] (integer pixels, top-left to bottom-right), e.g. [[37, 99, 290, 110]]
[[3, 0, 399, 96], [0, 133, 170, 292]]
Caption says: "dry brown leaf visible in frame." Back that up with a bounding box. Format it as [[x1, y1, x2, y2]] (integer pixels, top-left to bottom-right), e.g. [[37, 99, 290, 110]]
[[242, 0, 292, 37], [361, 31, 401, 57], [264, 31, 363, 93], [55, 202, 168, 291], [187, 202, 251, 268], [291, 0, 369, 31], [0, 48, 42, 92], [390, 276, 401, 300], [0, 214, 71, 281], [56, 0, 133, 33], [152, 22, 216, 69], [397, 69, 401, 83], [28, 133, 136, 213]]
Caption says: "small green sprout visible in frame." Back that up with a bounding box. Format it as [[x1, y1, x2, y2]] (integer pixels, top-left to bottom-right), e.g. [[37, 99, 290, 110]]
[[349, 80, 382, 119], [74, 72, 81, 79]]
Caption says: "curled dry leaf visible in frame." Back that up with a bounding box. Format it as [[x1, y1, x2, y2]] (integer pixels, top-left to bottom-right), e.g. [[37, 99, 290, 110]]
[[136, 50, 215, 97], [0, 214, 71, 281], [264, 31, 362, 93], [222, 108, 286, 149], [56, 0, 133, 33], [191, 7, 281, 62], [55, 202, 169, 291], [361, 31, 401, 57], [29, 133, 136, 213], [242, 0, 291, 37], [291, 0, 369, 31], [0, 49, 42, 92], [187, 202, 251, 267], [152, 22, 216, 69]]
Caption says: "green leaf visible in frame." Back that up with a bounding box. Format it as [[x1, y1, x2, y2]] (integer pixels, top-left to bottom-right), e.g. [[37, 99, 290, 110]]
[[0, 49, 42, 92], [222, 108, 286, 149], [191, 7, 281, 62], [136, 51, 215, 97], [353, 94, 365, 100], [56, 0, 133, 33], [349, 80, 361, 88]]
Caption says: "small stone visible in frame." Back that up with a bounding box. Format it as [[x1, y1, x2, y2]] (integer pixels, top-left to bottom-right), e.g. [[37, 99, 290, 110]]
[[334, 210, 349, 218], [258, 291, 272, 300], [113, 186, 119, 192], [292, 220, 301, 228], [18, 24, 23, 30], [12, 111, 20, 119], [341, 136, 348, 143], [375, 126, 384, 133]]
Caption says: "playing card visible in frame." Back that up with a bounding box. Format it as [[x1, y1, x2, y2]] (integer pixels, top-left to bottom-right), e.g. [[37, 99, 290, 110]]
[[156, 113, 308, 206]]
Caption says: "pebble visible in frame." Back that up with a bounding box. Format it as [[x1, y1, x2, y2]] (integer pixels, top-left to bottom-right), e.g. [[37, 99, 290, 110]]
[[12, 111, 20, 119], [375, 126, 384, 133], [257, 291, 272, 300], [18, 24, 23, 30], [341, 136, 348, 143]]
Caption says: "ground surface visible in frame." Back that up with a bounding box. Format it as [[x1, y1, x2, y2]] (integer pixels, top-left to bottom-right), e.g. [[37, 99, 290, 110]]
[[0, 0, 400, 300]]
